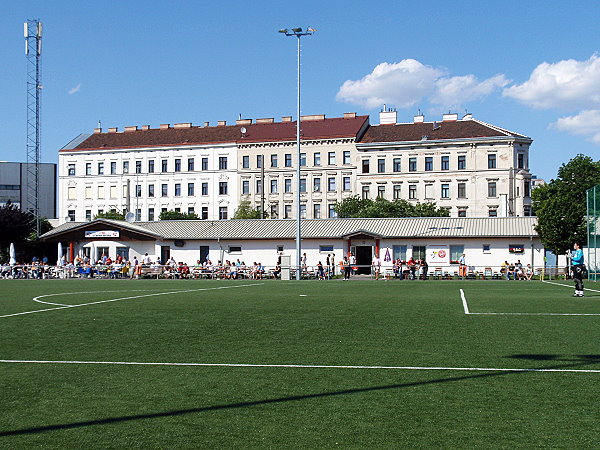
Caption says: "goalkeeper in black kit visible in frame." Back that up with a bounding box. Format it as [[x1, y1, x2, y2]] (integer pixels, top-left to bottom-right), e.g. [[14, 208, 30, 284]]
[[571, 242, 586, 297]]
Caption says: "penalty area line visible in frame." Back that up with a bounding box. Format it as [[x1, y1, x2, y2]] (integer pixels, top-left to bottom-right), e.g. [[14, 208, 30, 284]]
[[2, 359, 600, 374], [542, 280, 600, 294]]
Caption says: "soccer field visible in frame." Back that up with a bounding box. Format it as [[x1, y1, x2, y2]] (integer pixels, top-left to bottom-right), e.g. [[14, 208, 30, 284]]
[[1, 279, 600, 447]]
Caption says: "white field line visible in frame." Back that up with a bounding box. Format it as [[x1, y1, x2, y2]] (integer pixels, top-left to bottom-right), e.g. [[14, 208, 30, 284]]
[[2, 359, 600, 374], [542, 280, 600, 294], [0, 283, 264, 319], [461, 284, 600, 316], [32, 289, 169, 307]]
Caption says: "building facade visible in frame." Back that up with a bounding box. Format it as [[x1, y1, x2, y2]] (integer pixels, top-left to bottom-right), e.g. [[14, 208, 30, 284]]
[[58, 111, 533, 224], [0, 161, 57, 218]]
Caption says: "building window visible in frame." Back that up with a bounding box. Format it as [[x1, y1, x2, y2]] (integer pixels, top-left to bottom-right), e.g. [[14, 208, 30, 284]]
[[524, 180, 531, 197], [174, 183, 181, 197], [148, 208, 155, 221], [441, 156, 449, 170], [257, 155, 263, 169], [241, 156, 249, 169], [98, 162, 104, 175], [457, 182, 466, 198], [425, 157, 433, 171], [483, 244, 491, 253], [120, 161, 127, 174], [458, 155, 466, 170], [362, 159, 370, 174], [188, 206, 195, 215], [284, 204, 292, 219], [201, 158, 208, 171], [270, 179, 278, 194], [67, 164, 76, 176], [285, 154, 292, 167], [161, 184, 168, 197], [161, 159, 168, 172], [242, 180, 250, 194], [85, 163, 91, 175], [343, 151, 350, 165], [393, 158, 401, 172], [450, 245, 464, 264], [441, 183, 450, 199], [393, 184, 401, 199], [377, 158, 385, 173], [488, 154, 496, 169], [377, 185, 385, 198], [148, 184, 155, 197], [328, 177, 336, 192], [412, 245, 426, 261], [219, 182, 228, 195], [187, 158, 194, 171], [300, 204, 306, 219], [201, 182, 208, 196], [201, 207, 208, 220], [328, 204, 337, 218], [136, 160, 142, 174], [409, 158, 417, 172], [110, 185, 117, 199], [219, 206, 228, 220], [458, 209, 467, 217], [285, 179, 292, 193], [300, 153, 306, 167], [409, 184, 417, 199], [218, 157, 227, 170], [488, 181, 497, 197], [67, 186, 77, 200], [271, 154, 278, 168], [111, 161, 117, 174], [85, 209, 92, 221], [67, 210, 76, 221], [256, 179, 262, 194], [188, 183, 195, 196], [313, 177, 321, 192], [361, 185, 370, 199], [313, 203, 321, 219], [424, 184, 433, 199], [343, 176, 351, 191], [300, 178, 307, 193], [488, 209, 498, 217], [148, 160, 154, 173], [328, 152, 336, 165], [393, 245, 407, 261], [524, 205, 532, 216], [270, 204, 278, 219], [85, 186, 92, 199], [517, 153, 524, 169]]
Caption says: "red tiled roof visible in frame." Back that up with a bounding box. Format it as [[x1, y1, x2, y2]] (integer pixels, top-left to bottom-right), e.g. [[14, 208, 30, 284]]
[[359, 119, 529, 143], [61, 116, 369, 152]]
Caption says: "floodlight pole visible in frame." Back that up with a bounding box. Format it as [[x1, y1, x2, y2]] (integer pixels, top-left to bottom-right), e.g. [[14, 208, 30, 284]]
[[279, 27, 315, 280]]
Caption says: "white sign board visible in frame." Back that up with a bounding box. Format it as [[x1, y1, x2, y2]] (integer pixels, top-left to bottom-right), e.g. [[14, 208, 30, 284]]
[[85, 230, 120, 238], [428, 245, 449, 265]]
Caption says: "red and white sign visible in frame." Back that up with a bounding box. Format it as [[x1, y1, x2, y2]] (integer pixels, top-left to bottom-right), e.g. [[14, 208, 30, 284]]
[[428, 245, 449, 265], [85, 230, 120, 238]]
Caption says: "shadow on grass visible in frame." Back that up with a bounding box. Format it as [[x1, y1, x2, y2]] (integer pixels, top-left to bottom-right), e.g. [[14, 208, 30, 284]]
[[3, 355, 600, 437]]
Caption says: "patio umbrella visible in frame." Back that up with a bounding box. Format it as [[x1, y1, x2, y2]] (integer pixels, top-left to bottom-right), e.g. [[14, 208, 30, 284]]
[[9, 243, 16, 265], [57, 242, 63, 266]]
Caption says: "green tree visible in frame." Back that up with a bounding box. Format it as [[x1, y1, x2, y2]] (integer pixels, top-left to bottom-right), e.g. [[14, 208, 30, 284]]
[[94, 211, 125, 220], [0, 204, 35, 254], [233, 198, 265, 219], [532, 154, 600, 254], [334, 196, 449, 218], [158, 210, 199, 220]]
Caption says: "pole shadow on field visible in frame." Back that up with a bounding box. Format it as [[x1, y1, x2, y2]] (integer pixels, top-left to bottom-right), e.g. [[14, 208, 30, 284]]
[[2, 355, 600, 437]]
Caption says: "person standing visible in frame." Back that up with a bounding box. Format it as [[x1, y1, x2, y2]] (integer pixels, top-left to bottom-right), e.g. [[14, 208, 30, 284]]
[[571, 242, 586, 297], [372, 254, 381, 280], [349, 252, 356, 275], [458, 254, 467, 278]]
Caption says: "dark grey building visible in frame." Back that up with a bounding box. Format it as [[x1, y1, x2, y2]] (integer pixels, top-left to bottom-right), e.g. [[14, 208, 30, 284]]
[[0, 162, 57, 218]]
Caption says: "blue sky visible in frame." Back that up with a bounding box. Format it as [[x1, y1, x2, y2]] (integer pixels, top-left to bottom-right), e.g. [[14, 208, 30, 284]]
[[1, 0, 599, 181]]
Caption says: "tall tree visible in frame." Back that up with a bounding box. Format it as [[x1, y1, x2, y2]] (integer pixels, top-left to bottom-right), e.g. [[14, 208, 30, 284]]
[[94, 211, 125, 220], [233, 198, 264, 219], [0, 204, 50, 258], [334, 196, 449, 218], [159, 210, 199, 220], [532, 154, 600, 254]]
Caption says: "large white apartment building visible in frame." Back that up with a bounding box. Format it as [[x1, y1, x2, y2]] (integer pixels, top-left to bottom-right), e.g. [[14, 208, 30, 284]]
[[58, 111, 533, 224]]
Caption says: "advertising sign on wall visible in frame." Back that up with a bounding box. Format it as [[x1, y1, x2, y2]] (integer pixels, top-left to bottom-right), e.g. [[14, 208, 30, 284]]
[[428, 245, 449, 265], [84, 230, 120, 238]]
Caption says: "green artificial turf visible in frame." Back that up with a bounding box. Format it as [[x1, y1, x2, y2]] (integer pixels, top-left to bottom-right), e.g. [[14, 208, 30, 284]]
[[1, 278, 599, 448]]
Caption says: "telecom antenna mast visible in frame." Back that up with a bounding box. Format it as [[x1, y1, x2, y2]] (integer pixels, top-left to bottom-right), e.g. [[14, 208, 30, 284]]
[[24, 19, 42, 237]]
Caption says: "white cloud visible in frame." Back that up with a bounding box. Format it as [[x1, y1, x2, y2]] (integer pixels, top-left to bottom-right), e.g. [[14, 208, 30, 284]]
[[503, 54, 600, 110], [430, 74, 509, 109], [552, 109, 600, 144], [336, 59, 444, 109], [336, 59, 507, 111], [68, 83, 82, 95]]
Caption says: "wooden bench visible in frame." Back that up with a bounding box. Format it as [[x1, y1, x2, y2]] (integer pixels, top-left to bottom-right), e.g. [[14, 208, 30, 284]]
[[140, 267, 164, 279]]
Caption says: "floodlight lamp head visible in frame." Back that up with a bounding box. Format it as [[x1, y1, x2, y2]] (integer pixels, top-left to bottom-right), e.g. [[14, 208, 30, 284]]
[[307, 27, 316, 32], [291, 27, 302, 33], [279, 28, 288, 34]]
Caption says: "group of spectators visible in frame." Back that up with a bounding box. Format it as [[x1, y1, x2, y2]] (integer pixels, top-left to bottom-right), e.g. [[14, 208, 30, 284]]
[[500, 260, 534, 280]]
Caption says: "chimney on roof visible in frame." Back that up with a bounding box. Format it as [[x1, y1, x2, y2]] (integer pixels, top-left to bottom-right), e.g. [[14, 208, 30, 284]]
[[140, 125, 150, 130], [256, 118, 274, 124], [414, 114, 425, 123], [93, 128, 102, 134], [204, 121, 209, 127], [301, 114, 326, 121], [282, 116, 292, 122], [159, 124, 171, 129], [174, 123, 192, 128], [124, 126, 138, 132], [462, 113, 473, 120], [379, 106, 397, 125], [217, 120, 227, 126], [343, 112, 357, 119], [108, 127, 118, 133], [236, 119, 253, 125], [442, 113, 458, 122]]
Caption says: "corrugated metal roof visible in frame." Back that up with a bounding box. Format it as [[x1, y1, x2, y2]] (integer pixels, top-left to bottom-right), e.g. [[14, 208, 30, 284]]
[[42, 217, 539, 241]]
